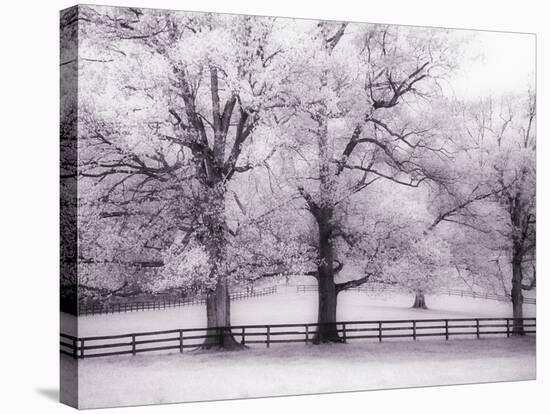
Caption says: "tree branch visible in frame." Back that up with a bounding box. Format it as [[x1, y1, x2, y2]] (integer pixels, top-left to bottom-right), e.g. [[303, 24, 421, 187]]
[[335, 272, 374, 293]]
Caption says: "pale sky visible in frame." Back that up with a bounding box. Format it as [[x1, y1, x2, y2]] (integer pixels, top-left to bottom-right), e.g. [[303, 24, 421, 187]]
[[447, 30, 535, 100]]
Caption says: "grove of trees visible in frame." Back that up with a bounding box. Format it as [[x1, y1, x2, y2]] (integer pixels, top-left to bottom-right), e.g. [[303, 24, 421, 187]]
[[60, 5, 536, 346]]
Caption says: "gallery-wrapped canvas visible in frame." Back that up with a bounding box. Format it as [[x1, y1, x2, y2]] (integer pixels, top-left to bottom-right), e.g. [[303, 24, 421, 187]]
[[60, 4, 536, 409]]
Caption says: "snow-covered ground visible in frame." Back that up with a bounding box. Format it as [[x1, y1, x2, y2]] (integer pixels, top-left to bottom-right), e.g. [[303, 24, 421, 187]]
[[63, 286, 536, 337], [70, 337, 535, 409], [61, 288, 536, 408]]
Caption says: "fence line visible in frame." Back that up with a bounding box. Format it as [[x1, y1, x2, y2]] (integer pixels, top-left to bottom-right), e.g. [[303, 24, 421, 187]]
[[439, 288, 536, 304], [78, 286, 278, 316], [75, 283, 535, 317], [60, 317, 536, 359], [295, 284, 536, 305]]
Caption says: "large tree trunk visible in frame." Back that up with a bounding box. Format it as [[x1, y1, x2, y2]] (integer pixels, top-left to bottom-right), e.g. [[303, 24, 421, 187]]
[[411, 291, 428, 309], [202, 280, 243, 349], [509, 192, 526, 336], [313, 206, 342, 343], [310, 48, 346, 344], [199, 186, 243, 350], [511, 255, 524, 336], [315, 274, 340, 343]]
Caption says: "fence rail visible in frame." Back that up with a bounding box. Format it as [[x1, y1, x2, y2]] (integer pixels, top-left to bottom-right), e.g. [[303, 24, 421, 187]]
[[439, 288, 536, 304], [74, 284, 534, 317], [77, 286, 278, 316], [296, 284, 400, 294], [295, 285, 536, 305], [60, 317, 535, 359]]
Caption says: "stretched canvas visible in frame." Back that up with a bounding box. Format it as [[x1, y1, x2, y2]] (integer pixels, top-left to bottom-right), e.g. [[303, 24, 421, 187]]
[[60, 4, 536, 409]]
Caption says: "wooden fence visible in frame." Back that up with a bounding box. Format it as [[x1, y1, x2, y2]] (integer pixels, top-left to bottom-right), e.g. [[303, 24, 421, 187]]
[[296, 284, 399, 294], [78, 286, 278, 316], [439, 288, 536, 304], [295, 284, 536, 305], [60, 317, 535, 359], [75, 284, 534, 317]]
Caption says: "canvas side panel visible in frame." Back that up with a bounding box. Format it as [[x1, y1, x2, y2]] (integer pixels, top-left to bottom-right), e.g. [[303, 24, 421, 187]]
[[60, 5, 79, 409]]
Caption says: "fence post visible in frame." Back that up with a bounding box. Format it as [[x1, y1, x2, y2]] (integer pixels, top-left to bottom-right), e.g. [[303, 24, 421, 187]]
[[266, 326, 271, 348], [218, 328, 224, 347], [179, 330, 183, 353], [72, 338, 77, 359], [305, 325, 309, 344], [506, 318, 510, 338], [445, 320, 449, 340], [80, 339, 85, 358], [378, 321, 382, 342], [342, 323, 347, 343], [131, 335, 136, 355], [413, 321, 416, 340], [241, 327, 246, 346], [476, 319, 480, 339]]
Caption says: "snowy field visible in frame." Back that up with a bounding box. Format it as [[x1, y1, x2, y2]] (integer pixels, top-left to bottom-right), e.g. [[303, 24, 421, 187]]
[[68, 337, 535, 409], [60, 288, 536, 408], [62, 286, 536, 337]]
